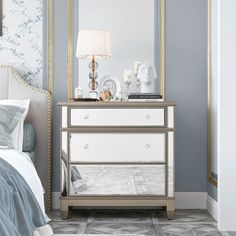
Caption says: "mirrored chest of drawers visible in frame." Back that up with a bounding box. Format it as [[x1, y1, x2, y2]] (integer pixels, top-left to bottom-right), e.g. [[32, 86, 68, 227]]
[[58, 101, 176, 219]]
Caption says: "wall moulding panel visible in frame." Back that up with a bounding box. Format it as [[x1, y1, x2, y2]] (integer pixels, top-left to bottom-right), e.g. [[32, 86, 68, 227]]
[[0, 0, 54, 94], [218, 0, 236, 230], [208, 0, 218, 187], [47, 0, 54, 95]]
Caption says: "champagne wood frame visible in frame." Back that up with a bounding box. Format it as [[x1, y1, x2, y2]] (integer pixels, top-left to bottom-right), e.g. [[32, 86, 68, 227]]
[[208, 0, 217, 187], [67, 0, 166, 100]]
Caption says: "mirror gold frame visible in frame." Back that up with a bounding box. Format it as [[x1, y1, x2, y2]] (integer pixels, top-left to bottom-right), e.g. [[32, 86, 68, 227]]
[[208, 0, 217, 187], [67, 0, 166, 100], [46, 0, 54, 210]]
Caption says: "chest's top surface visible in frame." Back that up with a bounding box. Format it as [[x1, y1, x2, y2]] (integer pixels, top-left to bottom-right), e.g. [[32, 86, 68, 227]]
[[58, 101, 176, 107]]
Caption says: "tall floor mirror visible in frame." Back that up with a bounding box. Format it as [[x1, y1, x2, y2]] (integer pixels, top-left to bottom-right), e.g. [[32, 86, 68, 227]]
[[67, 0, 166, 100], [208, 0, 218, 187], [65, 0, 165, 196]]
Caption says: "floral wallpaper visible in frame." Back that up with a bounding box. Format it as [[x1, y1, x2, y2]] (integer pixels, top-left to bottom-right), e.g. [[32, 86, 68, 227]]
[[0, 0, 43, 88]]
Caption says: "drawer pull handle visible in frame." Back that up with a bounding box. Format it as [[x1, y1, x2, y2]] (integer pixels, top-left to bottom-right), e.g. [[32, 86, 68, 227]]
[[145, 144, 151, 149], [84, 144, 90, 150], [145, 114, 151, 120], [84, 115, 89, 120]]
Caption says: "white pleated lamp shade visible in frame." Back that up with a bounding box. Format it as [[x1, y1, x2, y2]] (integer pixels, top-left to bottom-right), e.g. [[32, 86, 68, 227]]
[[76, 30, 112, 60]]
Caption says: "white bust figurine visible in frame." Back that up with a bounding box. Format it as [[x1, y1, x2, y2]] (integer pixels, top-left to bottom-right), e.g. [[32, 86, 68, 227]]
[[137, 63, 157, 93]]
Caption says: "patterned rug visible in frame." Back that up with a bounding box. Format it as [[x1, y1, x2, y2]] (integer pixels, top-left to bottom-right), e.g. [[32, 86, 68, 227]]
[[54, 235, 144, 236]]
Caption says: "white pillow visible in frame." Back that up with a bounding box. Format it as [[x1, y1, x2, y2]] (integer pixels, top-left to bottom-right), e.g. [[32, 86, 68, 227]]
[[0, 99, 30, 151]]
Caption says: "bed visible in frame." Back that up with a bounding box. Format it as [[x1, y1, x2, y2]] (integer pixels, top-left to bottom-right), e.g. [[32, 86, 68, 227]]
[[0, 65, 52, 235]]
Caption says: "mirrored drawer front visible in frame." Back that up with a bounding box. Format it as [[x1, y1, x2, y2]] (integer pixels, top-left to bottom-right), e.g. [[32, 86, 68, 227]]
[[70, 108, 165, 127], [70, 132, 166, 163], [69, 164, 166, 196]]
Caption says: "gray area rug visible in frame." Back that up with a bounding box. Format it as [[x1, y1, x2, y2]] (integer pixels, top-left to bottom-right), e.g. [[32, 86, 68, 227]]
[[49, 209, 236, 235], [54, 235, 144, 236]]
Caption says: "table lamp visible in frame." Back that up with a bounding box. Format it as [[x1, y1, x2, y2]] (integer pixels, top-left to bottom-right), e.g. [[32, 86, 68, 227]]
[[76, 30, 112, 98]]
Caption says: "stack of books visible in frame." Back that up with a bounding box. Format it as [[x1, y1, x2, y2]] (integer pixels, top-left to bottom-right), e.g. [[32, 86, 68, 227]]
[[128, 93, 163, 102]]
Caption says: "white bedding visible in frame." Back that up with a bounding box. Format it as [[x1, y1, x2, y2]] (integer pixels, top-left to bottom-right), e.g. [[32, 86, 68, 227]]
[[0, 149, 50, 223]]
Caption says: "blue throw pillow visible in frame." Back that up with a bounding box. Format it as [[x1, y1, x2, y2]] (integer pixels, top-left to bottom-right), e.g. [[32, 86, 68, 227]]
[[23, 123, 36, 152]]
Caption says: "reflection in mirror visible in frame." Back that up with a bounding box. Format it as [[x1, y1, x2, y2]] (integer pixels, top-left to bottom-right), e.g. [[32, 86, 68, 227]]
[[208, 0, 217, 186], [69, 0, 165, 99], [61, 132, 68, 195], [69, 165, 165, 196], [168, 132, 174, 197]]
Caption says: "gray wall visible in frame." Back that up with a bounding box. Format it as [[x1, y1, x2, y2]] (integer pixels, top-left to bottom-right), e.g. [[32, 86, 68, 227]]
[[52, 0, 209, 194], [166, 0, 208, 192], [52, 0, 68, 192]]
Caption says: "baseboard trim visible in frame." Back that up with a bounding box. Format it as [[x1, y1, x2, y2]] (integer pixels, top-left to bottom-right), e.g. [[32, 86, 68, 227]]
[[175, 192, 207, 209], [206, 194, 218, 221], [52, 192, 207, 210]]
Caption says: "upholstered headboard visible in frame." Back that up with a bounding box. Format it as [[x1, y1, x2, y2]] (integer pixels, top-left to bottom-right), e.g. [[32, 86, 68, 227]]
[[0, 65, 52, 211]]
